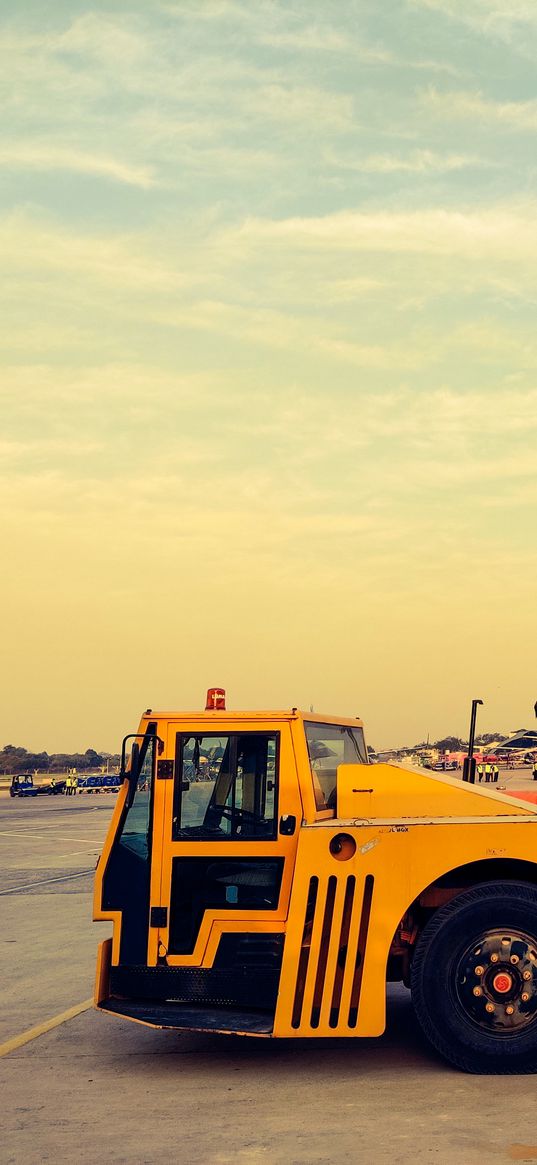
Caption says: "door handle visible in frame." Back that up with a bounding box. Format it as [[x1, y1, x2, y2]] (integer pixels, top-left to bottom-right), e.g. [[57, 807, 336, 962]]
[[279, 814, 296, 836]]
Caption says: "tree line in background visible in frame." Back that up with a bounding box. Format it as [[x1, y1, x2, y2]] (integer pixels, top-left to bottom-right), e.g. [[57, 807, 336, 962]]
[[0, 745, 120, 775], [1, 733, 509, 774], [414, 733, 507, 752]]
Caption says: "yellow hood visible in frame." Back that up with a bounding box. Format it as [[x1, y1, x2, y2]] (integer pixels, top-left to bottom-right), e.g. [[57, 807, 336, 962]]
[[336, 763, 537, 820]]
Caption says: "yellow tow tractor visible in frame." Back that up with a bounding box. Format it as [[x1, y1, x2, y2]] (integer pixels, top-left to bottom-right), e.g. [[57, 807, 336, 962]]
[[94, 689, 537, 1073]]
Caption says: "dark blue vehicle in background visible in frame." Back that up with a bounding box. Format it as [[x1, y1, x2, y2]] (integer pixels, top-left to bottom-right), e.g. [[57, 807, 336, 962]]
[[78, 775, 121, 793], [10, 775, 37, 797], [9, 775, 66, 796]]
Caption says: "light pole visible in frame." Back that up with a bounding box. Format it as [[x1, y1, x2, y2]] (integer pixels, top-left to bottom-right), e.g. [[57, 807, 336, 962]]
[[463, 699, 483, 783]]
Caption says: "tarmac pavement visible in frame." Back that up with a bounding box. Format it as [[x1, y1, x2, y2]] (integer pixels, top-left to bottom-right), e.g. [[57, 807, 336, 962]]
[[3, 774, 537, 1164]]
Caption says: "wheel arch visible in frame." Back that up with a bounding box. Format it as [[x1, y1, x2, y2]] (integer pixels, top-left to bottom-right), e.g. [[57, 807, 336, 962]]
[[389, 858, 537, 982], [416, 856, 537, 905]]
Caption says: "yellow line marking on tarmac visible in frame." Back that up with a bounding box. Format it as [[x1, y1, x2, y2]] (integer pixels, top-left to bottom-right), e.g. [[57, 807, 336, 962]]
[[0, 869, 93, 895], [0, 831, 104, 842], [56, 849, 100, 859], [0, 998, 94, 1057]]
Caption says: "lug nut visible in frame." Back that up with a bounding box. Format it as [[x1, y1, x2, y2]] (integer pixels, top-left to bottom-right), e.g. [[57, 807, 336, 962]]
[[523, 970, 532, 981], [505, 1005, 515, 1015], [475, 965, 485, 976], [473, 986, 483, 997], [510, 955, 520, 965], [485, 1003, 495, 1013], [522, 993, 530, 1002], [490, 953, 499, 963]]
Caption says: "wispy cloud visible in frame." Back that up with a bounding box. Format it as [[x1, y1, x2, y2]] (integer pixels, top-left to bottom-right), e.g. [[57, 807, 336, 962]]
[[163, 1, 392, 57], [412, 0, 537, 40], [259, 27, 392, 62], [327, 147, 486, 174], [229, 205, 537, 259], [0, 143, 157, 188], [0, 212, 191, 291], [424, 87, 537, 130], [153, 297, 427, 369]]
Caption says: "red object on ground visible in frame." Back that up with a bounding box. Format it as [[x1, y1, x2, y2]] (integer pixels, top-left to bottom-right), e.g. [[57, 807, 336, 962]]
[[507, 791, 537, 805]]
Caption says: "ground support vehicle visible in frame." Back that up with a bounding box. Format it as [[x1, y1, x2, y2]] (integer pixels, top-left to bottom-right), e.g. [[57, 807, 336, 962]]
[[94, 693, 537, 1073], [9, 775, 66, 796], [10, 775, 38, 797]]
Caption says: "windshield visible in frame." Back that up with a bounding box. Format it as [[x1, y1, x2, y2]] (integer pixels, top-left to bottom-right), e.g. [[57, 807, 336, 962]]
[[305, 722, 367, 812]]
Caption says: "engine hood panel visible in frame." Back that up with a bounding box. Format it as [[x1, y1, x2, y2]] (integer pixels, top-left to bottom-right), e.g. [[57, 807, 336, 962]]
[[336, 763, 537, 820]]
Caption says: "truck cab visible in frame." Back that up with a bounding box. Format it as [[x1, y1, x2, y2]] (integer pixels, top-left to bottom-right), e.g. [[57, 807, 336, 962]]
[[94, 692, 537, 1073]]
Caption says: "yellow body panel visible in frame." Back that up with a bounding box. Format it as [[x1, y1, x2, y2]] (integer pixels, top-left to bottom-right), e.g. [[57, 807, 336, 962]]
[[274, 814, 537, 1037], [337, 762, 534, 820]]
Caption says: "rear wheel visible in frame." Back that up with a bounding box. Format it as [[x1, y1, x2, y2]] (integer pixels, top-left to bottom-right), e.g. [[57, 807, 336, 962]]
[[411, 882, 537, 1073]]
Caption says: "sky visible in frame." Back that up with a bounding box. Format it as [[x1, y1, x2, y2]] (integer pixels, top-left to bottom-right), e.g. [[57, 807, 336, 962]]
[[1, 0, 536, 753]]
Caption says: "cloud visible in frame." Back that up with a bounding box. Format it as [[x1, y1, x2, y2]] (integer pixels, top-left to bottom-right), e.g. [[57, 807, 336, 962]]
[[0, 212, 192, 292], [424, 87, 537, 130], [412, 0, 537, 39], [4, 202, 537, 375], [229, 205, 537, 260], [163, 1, 391, 56], [0, 143, 157, 188], [160, 0, 260, 24], [259, 27, 392, 62], [241, 83, 354, 131], [4, 361, 536, 477], [154, 297, 427, 369], [1, 14, 354, 143], [0, 437, 103, 462], [54, 11, 149, 68], [327, 148, 486, 174]]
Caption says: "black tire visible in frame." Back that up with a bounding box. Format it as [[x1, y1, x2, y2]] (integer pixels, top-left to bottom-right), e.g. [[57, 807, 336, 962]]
[[411, 881, 537, 1073]]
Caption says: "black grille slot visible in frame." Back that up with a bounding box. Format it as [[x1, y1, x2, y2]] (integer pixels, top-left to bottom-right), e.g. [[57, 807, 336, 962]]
[[348, 874, 374, 1028], [291, 877, 319, 1029], [329, 875, 356, 1028], [310, 875, 337, 1028]]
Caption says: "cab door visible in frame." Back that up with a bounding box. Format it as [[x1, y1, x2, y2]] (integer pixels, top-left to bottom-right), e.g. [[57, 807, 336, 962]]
[[149, 721, 302, 979]]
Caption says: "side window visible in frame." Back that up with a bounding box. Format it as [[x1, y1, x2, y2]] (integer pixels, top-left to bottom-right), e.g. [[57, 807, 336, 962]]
[[118, 730, 156, 858], [305, 723, 368, 813], [173, 733, 278, 840]]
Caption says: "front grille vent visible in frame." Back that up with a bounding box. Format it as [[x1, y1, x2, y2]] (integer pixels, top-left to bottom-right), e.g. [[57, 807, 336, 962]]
[[290, 873, 374, 1033]]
